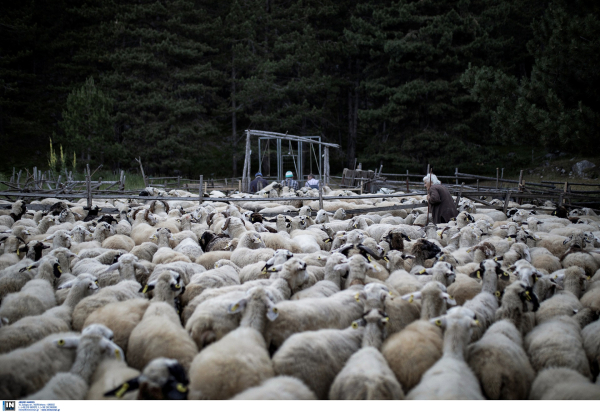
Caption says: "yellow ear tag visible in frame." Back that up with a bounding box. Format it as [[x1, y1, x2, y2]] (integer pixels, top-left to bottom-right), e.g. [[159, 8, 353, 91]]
[[261, 268, 267, 274], [230, 304, 239, 312], [419, 269, 426, 274], [474, 319, 480, 325], [352, 322, 358, 329], [525, 291, 531, 301], [175, 284, 181, 289], [409, 295, 414, 303], [476, 271, 481, 279], [142, 285, 149, 294], [270, 267, 277, 272], [27, 265, 32, 271], [324, 239, 330, 243], [389, 291, 393, 297], [115, 349, 121, 361], [16, 249, 19, 257], [95, 280, 99, 285], [176, 383, 187, 393], [439, 255, 445, 261], [367, 255, 373, 262], [57, 339, 65, 346], [57, 265, 62, 273], [495, 291, 501, 297], [383, 317, 389, 323], [435, 319, 442, 327], [466, 249, 471, 253], [272, 307, 279, 314], [115, 382, 129, 398], [383, 256, 389, 262], [354, 293, 360, 303]]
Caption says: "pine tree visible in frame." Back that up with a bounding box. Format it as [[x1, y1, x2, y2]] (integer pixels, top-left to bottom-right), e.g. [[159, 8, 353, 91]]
[[58, 76, 114, 168], [462, 0, 600, 153]]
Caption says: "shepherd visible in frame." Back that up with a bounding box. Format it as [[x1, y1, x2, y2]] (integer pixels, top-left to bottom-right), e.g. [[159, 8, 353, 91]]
[[424, 172, 458, 224]]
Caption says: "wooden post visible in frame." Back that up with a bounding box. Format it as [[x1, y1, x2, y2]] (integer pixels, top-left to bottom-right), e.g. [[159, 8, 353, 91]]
[[324, 147, 330, 185], [476, 179, 479, 191], [135, 158, 148, 188], [503, 191, 511, 215], [204, 181, 207, 194], [427, 164, 430, 176], [518, 170, 524, 205], [120, 171, 125, 191], [238, 180, 241, 192], [199, 175, 204, 204], [562, 182, 568, 205], [55, 175, 62, 189], [86, 164, 92, 208], [455, 168, 458, 185], [177, 176, 180, 189], [406, 170, 409, 192], [455, 182, 464, 207], [225, 178, 228, 188], [496, 168, 499, 189], [241, 131, 251, 192], [318, 181, 324, 210], [33, 167, 37, 189], [360, 180, 363, 195], [353, 158, 357, 170], [17, 170, 22, 189], [10, 167, 15, 183]]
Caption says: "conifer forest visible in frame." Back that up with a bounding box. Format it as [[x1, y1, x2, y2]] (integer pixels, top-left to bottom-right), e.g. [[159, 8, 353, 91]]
[[1, 0, 599, 178]]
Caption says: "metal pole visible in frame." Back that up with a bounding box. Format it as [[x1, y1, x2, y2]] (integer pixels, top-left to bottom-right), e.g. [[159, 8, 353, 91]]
[[199, 175, 203, 204]]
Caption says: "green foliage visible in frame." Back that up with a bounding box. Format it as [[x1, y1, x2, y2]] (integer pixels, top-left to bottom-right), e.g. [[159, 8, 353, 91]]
[[462, 0, 600, 154], [58, 76, 114, 169], [1, 0, 598, 178]]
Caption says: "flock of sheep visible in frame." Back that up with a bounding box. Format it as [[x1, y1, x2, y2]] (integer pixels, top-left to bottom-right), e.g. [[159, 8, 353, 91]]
[[0, 180, 599, 400]]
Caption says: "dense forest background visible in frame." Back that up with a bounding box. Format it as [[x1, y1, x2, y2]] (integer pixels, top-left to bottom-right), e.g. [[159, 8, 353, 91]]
[[1, 0, 598, 178]]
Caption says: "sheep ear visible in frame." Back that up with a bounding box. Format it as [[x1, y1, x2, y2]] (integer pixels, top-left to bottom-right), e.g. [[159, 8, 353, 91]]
[[266, 305, 279, 321], [100, 339, 126, 362], [228, 299, 247, 314], [44, 233, 56, 241], [450, 233, 461, 240], [140, 281, 156, 294], [333, 263, 349, 272], [562, 238, 570, 245], [57, 279, 78, 290], [441, 292, 457, 306], [268, 264, 284, 273], [469, 270, 482, 280], [134, 263, 149, 274], [103, 262, 121, 274], [401, 291, 422, 303], [104, 377, 140, 398], [54, 336, 80, 348]]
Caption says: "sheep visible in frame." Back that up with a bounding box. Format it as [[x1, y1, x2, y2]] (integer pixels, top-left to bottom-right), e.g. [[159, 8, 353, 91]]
[[230, 232, 274, 268], [561, 247, 600, 277], [535, 266, 587, 324], [199, 230, 232, 253], [72, 280, 142, 331], [529, 367, 600, 400], [188, 286, 276, 400], [173, 237, 203, 261], [271, 317, 365, 400], [329, 309, 404, 400], [70, 222, 114, 253], [97, 253, 149, 286], [130, 209, 158, 245], [102, 234, 135, 252], [83, 270, 186, 352], [130, 241, 159, 262], [101, 357, 189, 400], [185, 258, 308, 349], [0, 278, 57, 323], [127, 299, 198, 373], [407, 307, 483, 400], [290, 253, 347, 300], [25, 333, 124, 400], [263, 288, 366, 352], [462, 259, 507, 341], [0, 331, 81, 399], [582, 319, 600, 381], [152, 246, 192, 265], [380, 281, 452, 392], [0, 274, 99, 354], [0, 257, 58, 301], [72, 250, 124, 278], [525, 314, 592, 379], [231, 376, 317, 400], [179, 264, 240, 308], [362, 283, 421, 336]]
